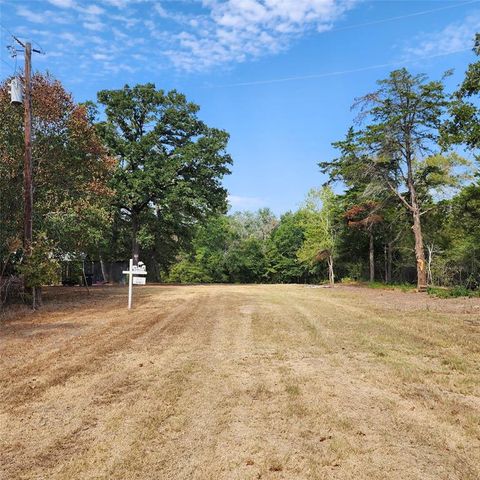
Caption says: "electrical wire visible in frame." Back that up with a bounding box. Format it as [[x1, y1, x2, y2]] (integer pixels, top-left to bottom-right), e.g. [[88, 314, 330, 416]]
[[0, 56, 15, 72], [216, 46, 474, 88], [0, 22, 15, 38], [328, 0, 479, 33], [32, 39, 45, 55], [12, 51, 18, 74], [0, 22, 19, 74]]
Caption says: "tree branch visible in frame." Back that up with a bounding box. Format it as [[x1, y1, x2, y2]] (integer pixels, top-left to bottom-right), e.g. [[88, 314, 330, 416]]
[[385, 179, 414, 212]]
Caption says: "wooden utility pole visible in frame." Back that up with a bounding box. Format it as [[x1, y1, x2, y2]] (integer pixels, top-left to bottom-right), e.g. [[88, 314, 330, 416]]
[[11, 36, 41, 308], [23, 42, 33, 254], [11, 37, 38, 253]]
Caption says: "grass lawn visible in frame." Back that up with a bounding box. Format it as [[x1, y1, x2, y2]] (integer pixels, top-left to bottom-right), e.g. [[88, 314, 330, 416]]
[[1, 284, 479, 479]]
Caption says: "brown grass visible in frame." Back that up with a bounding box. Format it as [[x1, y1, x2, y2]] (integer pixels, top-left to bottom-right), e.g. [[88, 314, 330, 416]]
[[1, 284, 479, 479]]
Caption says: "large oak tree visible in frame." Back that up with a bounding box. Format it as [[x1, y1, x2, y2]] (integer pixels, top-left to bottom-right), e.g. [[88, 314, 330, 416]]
[[95, 84, 232, 266]]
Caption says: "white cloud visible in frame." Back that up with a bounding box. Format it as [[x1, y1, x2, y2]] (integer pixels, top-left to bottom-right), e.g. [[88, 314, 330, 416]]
[[159, 0, 357, 71], [81, 5, 105, 16], [47, 0, 105, 15], [154, 3, 169, 18], [92, 52, 109, 60], [111, 14, 140, 28], [103, 62, 137, 74], [17, 5, 72, 24], [58, 31, 85, 46], [402, 12, 480, 60], [101, 0, 131, 7], [83, 20, 105, 31], [17, 6, 49, 23], [47, 0, 76, 8], [14, 0, 359, 77]]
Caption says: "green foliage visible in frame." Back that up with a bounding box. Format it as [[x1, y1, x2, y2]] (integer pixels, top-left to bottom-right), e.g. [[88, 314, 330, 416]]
[[167, 259, 215, 284], [17, 235, 60, 288], [0, 73, 113, 294], [324, 68, 470, 289], [167, 212, 273, 284], [225, 237, 268, 283], [442, 34, 480, 154], [95, 83, 232, 267], [167, 215, 232, 283], [3, 58, 480, 296], [366, 281, 415, 292], [297, 186, 338, 265], [427, 286, 480, 298], [266, 211, 307, 283]]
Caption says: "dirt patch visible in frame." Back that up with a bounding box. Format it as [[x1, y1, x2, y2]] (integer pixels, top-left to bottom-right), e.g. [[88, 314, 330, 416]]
[[1, 284, 479, 479]]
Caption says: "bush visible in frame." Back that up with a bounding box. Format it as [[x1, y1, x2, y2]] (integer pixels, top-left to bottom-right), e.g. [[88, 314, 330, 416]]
[[17, 234, 60, 288], [427, 286, 480, 298], [366, 281, 415, 292]]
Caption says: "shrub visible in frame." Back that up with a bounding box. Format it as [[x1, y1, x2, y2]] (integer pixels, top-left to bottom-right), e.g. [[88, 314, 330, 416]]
[[17, 234, 60, 289], [427, 286, 480, 298]]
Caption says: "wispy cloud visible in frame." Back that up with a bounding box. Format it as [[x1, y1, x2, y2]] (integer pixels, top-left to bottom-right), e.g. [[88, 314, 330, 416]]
[[92, 52, 109, 60], [402, 12, 480, 60], [12, 0, 480, 78], [13, 1, 359, 75], [101, 0, 133, 8], [47, 0, 76, 8], [161, 0, 358, 71], [83, 20, 105, 31], [17, 6, 72, 24]]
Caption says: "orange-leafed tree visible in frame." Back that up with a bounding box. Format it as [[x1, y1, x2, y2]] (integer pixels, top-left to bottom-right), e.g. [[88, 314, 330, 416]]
[[0, 73, 115, 304], [344, 201, 383, 282]]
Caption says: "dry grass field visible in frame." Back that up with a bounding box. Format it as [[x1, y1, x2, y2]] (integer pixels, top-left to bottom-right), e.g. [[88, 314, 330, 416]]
[[1, 284, 479, 480]]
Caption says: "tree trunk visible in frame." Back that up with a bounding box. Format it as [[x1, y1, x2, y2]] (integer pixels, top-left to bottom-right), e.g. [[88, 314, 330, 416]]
[[406, 155, 427, 291], [32, 286, 42, 309], [426, 244, 434, 286], [100, 256, 109, 283], [411, 207, 427, 291], [387, 242, 393, 283], [131, 213, 140, 266], [327, 254, 335, 286], [369, 230, 374, 282], [384, 244, 387, 282]]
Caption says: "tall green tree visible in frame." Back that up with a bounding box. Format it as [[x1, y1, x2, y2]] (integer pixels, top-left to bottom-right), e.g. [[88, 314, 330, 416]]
[[447, 182, 480, 287], [167, 215, 233, 283], [327, 69, 466, 290], [297, 186, 339, 286], [96, 84, 232, 265], [266, 211, 307, 283], [442, 34, 480, 154]]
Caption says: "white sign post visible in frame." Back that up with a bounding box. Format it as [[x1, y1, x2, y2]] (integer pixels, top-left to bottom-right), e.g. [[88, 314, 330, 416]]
[[122, 259, 147, 309]]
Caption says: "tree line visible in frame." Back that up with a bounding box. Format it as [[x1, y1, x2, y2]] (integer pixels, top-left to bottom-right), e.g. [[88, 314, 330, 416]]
[[0, 79, 231, 305], [1, 36, 480, 304], [169, 37, 480, 292]]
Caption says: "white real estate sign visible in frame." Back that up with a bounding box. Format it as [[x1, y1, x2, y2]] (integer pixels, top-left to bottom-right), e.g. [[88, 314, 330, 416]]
[[122, 259, 147, 309]]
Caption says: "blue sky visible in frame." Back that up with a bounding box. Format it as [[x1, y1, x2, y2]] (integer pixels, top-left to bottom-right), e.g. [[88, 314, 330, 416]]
[[1, 0, 479, 215]]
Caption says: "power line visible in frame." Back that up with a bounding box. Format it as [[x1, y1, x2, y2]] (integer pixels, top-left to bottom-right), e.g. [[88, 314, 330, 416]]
[[0, 22, 20, 74], [0, 22, 16, 38], [328, 0, 479, 33], [216, 47, 473, 88], [0, 57, 15, 71]]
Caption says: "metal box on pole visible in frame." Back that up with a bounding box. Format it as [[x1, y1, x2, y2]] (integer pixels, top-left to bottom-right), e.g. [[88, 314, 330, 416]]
[[9, 77, 23, 105]]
